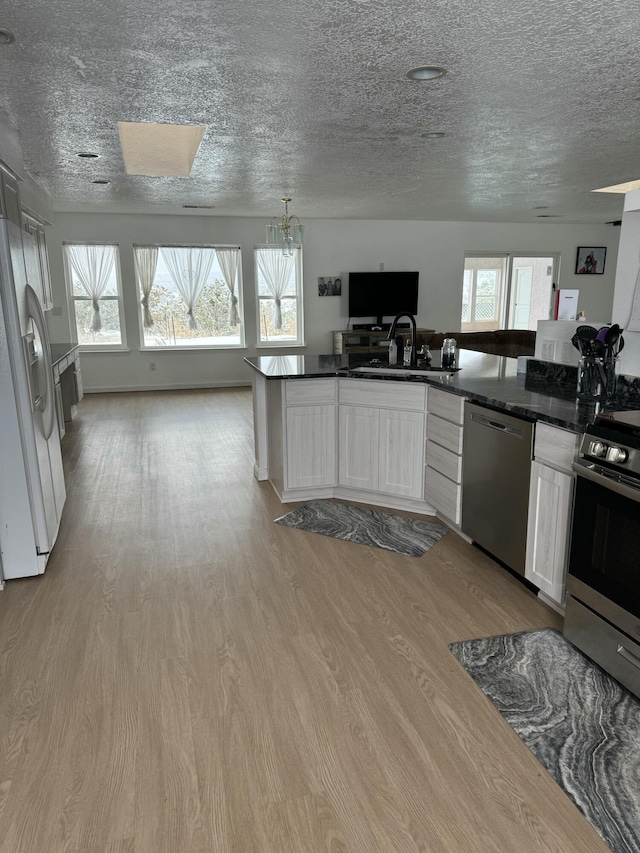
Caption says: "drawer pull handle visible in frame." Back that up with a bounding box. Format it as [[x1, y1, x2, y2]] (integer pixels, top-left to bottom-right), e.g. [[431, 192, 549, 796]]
[[617, 643, 640, 671]]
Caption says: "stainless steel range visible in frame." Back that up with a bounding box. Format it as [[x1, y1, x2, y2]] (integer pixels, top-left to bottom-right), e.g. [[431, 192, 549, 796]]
[[565, 410, 640, 699]]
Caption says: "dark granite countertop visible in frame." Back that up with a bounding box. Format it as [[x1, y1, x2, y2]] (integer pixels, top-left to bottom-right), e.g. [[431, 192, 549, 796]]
[[244, 351, 629, 433], [50, 342, 79, 365]]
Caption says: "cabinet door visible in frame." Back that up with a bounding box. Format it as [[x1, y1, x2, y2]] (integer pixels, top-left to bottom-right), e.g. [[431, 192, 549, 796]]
[[0, 171, 22, 228], [285, 405, 336, 490], [525, 460, 574, 604], [35, 224, 54, 310], [378, 408, 425, 498], [73, 358, 83, 402], [54, 380, 65, 439], [338, 405, 379, 490]]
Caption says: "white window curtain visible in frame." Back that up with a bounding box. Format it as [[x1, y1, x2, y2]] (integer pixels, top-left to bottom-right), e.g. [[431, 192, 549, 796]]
[[67, 245, 116, 332], [256, 248, 294, 329], [215, 247, 240, 326], [160, 247, 215, 330], [134, 246, 158, 328]]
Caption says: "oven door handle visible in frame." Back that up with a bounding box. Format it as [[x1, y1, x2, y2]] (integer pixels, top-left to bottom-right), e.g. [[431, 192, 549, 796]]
[[573, 458, 640, 503], [617, 643, 640, 672]]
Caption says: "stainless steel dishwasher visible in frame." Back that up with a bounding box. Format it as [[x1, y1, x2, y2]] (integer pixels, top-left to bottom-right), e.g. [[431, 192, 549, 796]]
[[461, 402, 534, 576]]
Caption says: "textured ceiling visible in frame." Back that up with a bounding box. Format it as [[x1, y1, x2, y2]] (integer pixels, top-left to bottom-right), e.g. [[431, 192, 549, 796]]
[[0, 0, 638, 223]]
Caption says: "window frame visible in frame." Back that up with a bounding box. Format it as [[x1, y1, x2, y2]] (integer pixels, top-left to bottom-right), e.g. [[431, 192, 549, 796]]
[[134, 242, 245, 351], [461, 251, 559, 332], [254, 244, 304, 348], [63, 241, 127, 351]]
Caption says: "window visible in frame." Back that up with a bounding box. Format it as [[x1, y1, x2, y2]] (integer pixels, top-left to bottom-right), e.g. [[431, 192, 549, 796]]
[[255, 245, 304, 346], [461, 254, 557, 331], [461, 257, 507, 331], [135, 245, 244, 348], [64, 243, 125, 346]]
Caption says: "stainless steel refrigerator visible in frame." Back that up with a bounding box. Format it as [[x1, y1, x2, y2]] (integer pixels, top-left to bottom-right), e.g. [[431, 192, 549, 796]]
[[0, 215, 66, 579]]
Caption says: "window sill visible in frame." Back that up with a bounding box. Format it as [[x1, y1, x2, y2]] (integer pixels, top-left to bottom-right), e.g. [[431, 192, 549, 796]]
[[138, 344, 247, 352], [79, 346, 130, 354], [256, 341, 305, 349]]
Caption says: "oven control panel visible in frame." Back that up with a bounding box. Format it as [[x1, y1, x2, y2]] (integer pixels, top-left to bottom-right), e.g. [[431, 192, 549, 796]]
[[588, 440, 629, 464], [581, 432, 638, 475]]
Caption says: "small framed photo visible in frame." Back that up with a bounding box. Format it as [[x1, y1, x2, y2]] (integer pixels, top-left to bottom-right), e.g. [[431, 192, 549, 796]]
[[318, 276, 342, 296], [575, 247, 606, 275]]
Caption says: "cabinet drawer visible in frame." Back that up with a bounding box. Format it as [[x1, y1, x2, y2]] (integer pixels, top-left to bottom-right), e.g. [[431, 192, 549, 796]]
[[426, 413, 464, 455], [534, 422, 580, 472], [426, 439, 462, 483], [285, 379, 336, 406], [427, 387, 465, 425], [339, 379, 426, 411], [425, 466, 461, 524]]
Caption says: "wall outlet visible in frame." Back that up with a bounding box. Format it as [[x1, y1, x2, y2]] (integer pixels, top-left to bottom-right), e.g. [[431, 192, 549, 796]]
[[379, 262, 384, 271], [149, 362, 156, 372]]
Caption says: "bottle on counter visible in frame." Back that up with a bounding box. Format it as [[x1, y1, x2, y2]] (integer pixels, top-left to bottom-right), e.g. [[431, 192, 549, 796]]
[[403, 339, 412, 367], [442, 337, 457, 369], [389, 338, 398, 365], [417, 344, 432, 366]]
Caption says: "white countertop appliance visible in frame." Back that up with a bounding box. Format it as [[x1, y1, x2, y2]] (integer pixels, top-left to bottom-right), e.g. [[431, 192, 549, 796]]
[[535, 319, 610, 366], [0, 216, 66, 580]]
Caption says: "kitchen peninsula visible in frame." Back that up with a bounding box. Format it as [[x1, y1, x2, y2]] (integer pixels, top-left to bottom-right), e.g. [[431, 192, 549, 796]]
[[245, 351, 597, 487], [245, 349, 603, 610]]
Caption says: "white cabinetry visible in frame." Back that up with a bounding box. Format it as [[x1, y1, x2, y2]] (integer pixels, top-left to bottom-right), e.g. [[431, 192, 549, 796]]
[[425, 387, 465, 524], [284, 380, 336, 491], [0, 169, 22, 228], [338, 380, 426, 500], [379, 408, 426, 498], [21, 212, 53, 310], [339, 404, 379, 490], [525, 422, 580, 608]]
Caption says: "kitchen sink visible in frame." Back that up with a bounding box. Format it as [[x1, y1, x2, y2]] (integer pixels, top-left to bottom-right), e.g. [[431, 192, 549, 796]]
[[349, 365, 458, 376]]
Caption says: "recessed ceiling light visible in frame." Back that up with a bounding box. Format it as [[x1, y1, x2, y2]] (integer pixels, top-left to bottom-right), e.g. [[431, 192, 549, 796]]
[[0, 29, 15, 45], [77, 152, 100, 159], [406, 66, 446, 81], [534, 205, 549, 210], [420, 131, 447, 139], [91, 179, 110, 185]]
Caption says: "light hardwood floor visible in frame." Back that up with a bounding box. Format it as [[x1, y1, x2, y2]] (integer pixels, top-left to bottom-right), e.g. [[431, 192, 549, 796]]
[[0, 388, 608, 853]]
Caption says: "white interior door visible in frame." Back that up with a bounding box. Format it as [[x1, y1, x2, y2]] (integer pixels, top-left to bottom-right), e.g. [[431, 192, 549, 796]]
[[512, 266, 533, 329]]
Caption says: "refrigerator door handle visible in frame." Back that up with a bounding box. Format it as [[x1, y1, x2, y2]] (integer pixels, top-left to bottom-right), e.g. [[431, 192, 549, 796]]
[[25, 284, 55, 440]]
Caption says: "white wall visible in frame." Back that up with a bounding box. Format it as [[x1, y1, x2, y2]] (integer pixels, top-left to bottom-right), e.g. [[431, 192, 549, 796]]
[[612, 190, 640, 376], [45, 211, 619, 391]]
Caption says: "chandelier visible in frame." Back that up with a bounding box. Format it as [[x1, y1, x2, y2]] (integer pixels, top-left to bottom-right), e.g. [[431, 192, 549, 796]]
[[265, 197, 304, 257]]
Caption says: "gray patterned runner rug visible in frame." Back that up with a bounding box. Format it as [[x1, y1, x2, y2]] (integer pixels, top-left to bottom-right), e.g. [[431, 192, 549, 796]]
[[450, 628, 640, 853], [274, 500, 447, 557]]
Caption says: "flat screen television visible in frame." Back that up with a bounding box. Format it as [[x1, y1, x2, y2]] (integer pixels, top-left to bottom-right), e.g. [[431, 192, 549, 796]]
[[348, 271, 419, 326]]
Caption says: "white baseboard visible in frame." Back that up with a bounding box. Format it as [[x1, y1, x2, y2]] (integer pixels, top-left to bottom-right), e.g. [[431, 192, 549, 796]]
[[538, 590, 565, 615], [83, 380, 252, 393], [254, 464, 269, 481], [272, 482, 439, 518]]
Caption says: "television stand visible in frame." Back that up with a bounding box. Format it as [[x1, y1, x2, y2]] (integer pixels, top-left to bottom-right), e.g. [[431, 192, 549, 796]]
[[333, 328, 435, 355], [352, 322, 412, 331]]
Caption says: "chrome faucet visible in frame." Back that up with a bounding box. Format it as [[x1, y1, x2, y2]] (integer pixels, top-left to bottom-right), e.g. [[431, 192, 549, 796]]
[[387, 312, 418, 367]]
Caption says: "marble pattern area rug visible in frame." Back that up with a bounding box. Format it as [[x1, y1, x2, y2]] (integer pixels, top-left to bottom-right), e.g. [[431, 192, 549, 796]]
[[449, 628, 640, 853], [274, 500, 447, 557]]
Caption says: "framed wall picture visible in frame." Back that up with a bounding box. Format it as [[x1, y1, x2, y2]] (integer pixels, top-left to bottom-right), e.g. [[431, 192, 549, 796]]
[[318, 276, 342, 296], [575, 246, 606, 275]]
